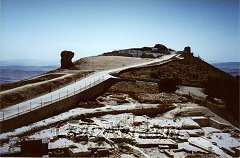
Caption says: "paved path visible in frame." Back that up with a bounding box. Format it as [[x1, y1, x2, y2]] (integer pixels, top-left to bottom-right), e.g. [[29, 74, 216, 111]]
[[0, 54, 177, 120]]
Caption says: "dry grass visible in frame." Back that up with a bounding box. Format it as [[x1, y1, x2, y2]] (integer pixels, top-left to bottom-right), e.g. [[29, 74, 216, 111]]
[[119, 57, 231, 87], [0, 74, 65, 92], [0, 71, 92, 109], [108, 81, 159, 94], [74, 56, 151, 70]]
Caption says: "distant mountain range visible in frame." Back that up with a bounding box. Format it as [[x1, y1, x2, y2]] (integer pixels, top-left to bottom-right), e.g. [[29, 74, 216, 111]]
[[0, 59, 59, 66], [0, 59, 59, 83], [0, 65, 58, 84], [212, 62, 240, 77]]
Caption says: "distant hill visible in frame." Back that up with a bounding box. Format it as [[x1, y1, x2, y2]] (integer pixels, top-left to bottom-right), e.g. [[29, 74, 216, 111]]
[[212, 62, 240, 76], [0, 59, 59, 66], [0, 65, 58, 83]]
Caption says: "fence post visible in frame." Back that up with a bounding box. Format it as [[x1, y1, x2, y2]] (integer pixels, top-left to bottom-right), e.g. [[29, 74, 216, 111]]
[[51, 95, 52, 102], [30, 101, 32, 110], [80, 85, 81, 91], [3, 110, 4, 120], [59, 92, 60, 100], [74, 88, 75, 94], [41, 98, 42, 107], [67, 90, 68, 97], [18, 106, 20, 115]]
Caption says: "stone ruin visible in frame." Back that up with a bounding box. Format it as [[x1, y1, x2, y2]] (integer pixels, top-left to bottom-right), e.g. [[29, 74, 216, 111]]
[[60, 50, 74, 69], [184, 46, 191, 54], [182, 46, 194, 61]]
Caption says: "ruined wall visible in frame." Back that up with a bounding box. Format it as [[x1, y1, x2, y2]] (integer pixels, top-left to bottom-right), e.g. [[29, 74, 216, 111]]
[[0, 78, 119, 133]]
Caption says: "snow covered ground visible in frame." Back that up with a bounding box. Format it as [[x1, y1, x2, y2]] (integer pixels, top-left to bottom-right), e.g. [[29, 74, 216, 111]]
[[1, 101, 239, 157], [176, 86, 207, 99]]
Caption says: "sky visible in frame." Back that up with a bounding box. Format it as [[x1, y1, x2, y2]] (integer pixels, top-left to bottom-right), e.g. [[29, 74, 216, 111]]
[[1, 0, 239, 65]]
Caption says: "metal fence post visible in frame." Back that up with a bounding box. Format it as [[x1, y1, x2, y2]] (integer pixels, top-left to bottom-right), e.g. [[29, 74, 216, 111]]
[[41, 98, 42, 107], [3, 110, 4, 120], [30, 101, 32, 110], [74, 88, 75, 94], [18, 106, 20, 115]]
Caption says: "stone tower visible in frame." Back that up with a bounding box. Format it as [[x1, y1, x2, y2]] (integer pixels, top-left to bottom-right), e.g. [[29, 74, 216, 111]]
[[184, 46, 191, 54]]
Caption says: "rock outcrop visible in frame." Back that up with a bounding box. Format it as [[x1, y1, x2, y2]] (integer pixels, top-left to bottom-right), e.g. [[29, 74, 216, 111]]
[[60, 50, 74, 69], [154, 44, 169, 51]]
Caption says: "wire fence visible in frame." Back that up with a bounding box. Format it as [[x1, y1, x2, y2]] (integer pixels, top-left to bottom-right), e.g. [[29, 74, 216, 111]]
[[0, 75, 105, 121]]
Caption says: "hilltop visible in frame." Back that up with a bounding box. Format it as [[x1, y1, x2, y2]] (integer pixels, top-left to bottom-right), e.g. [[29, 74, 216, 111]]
[[0, 44, 239, 157]]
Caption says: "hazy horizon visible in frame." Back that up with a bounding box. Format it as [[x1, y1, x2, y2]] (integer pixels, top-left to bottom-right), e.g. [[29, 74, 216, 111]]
[[1, 0, 239, 63], [1, 57, 240, 67]]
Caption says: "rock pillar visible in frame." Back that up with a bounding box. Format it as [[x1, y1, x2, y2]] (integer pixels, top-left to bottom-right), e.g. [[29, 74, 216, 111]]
[[60, 50, 74, 69]]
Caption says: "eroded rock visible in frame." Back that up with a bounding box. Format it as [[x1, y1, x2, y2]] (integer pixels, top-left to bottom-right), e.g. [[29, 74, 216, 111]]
[[60, 50, 74, 69]]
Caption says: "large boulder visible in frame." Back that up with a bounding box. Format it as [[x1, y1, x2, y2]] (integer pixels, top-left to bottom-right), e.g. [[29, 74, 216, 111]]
[[60, 50, 74, 69], [153, 44, 170, 54]]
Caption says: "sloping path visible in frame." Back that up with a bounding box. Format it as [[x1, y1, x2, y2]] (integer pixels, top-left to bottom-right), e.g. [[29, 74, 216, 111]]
[[0, 54, 177, 120]]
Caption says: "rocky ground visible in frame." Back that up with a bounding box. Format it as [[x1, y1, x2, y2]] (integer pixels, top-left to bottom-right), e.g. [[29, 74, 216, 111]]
[[108, 81, 188, 104], [1, 91, 239, 157]]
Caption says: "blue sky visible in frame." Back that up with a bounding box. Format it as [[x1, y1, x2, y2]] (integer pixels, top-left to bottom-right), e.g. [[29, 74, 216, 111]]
[[1, 0, 239, 64]]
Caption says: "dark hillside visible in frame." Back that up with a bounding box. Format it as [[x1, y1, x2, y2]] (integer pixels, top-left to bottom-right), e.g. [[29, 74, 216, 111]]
[[117, 54, 239, 125], [118, 55, 232, 87]]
